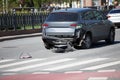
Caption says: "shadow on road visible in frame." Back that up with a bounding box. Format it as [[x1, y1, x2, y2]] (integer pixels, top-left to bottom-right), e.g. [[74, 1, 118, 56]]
[[91, 41, 120, 49], [51, 47, 75, 53], [52, 41, 120, 53]]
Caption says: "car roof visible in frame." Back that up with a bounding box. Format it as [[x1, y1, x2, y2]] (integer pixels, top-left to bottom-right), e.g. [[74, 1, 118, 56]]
[[52, 8, 94, 13], [111, 8, 120, 10]]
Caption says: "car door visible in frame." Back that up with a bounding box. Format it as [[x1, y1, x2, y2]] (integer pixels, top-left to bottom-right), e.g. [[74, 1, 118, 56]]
[[82, 11, 101, 41], [92, 10, 108, 40]]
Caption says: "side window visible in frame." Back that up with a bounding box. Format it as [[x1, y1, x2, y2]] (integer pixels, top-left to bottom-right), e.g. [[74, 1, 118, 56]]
[[82, 11, 95, 20], [93, 11, 103, 20]]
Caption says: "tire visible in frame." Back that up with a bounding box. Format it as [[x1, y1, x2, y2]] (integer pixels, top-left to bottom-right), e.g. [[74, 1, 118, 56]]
[[44, 43, 52, 49], [105, 29, 115, 44], [74, 45, 81, 49], [81, 34, 92, 49]]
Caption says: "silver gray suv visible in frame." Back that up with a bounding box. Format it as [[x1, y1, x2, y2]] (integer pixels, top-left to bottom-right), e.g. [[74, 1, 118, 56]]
[[42, 8, 115, 49]]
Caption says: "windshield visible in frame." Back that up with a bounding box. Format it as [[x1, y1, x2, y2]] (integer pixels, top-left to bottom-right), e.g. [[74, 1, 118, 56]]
[[46, 12, 78, 22]]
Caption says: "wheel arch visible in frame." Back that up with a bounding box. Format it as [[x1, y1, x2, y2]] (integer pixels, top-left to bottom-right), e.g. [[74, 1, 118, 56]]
[[110, 26, 115, 32]]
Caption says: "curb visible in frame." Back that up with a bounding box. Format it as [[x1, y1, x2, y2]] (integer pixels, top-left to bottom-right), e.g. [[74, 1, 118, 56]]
[[0, 33, 42, 42]]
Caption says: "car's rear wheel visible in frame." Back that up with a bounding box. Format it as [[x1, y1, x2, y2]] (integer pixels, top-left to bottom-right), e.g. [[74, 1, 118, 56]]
[[81, 34, 92, 49], [105, 29, 115, 44]]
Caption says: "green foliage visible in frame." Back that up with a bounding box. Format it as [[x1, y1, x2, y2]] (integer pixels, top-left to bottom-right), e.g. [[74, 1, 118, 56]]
[[0, 0, 119, 12]]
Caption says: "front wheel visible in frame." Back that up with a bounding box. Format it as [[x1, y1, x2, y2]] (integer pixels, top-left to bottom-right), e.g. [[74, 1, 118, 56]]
[[105, 29, 115, 44]]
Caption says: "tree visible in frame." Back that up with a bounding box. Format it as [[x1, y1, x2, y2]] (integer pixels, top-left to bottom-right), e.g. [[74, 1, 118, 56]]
[[18, 0, 25, 7], [26, 0, 34, 7]]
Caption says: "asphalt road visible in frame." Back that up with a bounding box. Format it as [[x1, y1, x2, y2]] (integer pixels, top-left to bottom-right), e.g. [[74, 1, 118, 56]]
[[0, 29, 120, 80]]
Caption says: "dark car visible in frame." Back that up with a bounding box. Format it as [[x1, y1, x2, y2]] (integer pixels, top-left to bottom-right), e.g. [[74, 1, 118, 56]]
[[42, 8, 115, 50]]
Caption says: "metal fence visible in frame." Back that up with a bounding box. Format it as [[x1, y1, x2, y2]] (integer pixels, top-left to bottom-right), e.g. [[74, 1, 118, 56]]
[[0, 12, 49, 31], [0, 8, 109, 32]]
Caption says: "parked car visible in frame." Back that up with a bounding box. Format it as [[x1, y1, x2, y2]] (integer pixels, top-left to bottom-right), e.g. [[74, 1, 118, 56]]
[[42, 8, 115, 50], [107, 8, 120, 28]]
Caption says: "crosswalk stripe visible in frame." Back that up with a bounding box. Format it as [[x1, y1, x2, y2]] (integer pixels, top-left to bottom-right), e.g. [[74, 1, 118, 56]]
[[65, 71, 83, 74], [98, 69, 116, 72], [5, 58, 74, 72], [81, 60, 120, 70], [32, 72, 50, 74], [0, 59, 46, 68], [43, 58, 108, 71], [88, 77, 108, 80], [0, 59, 15, 63], [1, 73, 17, 76]]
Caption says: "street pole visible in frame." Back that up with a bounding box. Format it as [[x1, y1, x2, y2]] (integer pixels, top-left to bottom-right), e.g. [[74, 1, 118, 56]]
[[106, 0, 109, 10], [6, 0, 8, 13], [2, 0, 5, 13], [80, 0, 84, 8]]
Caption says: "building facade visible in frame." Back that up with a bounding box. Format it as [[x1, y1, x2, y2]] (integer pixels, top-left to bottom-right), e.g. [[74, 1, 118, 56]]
[[83, 0, 113, 7], [49, 0, 114, 9], [71, 0, 114, 8]]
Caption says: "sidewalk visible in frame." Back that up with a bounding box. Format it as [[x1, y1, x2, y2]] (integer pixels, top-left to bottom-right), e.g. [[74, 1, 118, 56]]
[[0, 33, 42, 41]]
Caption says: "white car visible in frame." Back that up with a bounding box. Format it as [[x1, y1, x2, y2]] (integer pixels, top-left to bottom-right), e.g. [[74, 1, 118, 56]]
[[107, 8, 120, 28]]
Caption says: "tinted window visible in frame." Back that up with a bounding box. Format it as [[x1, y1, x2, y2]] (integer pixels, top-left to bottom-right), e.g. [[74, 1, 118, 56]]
[[82, 11, 95, 20], [46, 12, 78, 22], [109, 9, 120, 14], [93, 11, 103, 20]]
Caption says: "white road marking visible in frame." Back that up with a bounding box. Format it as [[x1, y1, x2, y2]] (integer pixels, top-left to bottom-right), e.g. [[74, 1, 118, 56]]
[[43, 58, 108, 71], [32, 72, 50, 74], [5, 58, 74, 72], [98, 69, 116, 72], [0, 58, 46, 68], [81, 60, 120, 70], [1, 73, 17, 76], [65, 71, 83, 74], [0, 59, 15, 63], [88, 77, 108, 80]]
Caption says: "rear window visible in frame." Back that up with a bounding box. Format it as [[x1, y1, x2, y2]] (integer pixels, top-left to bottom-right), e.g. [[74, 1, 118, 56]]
[[46, 12, 78, 22], [109, 9, 120, 14]]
